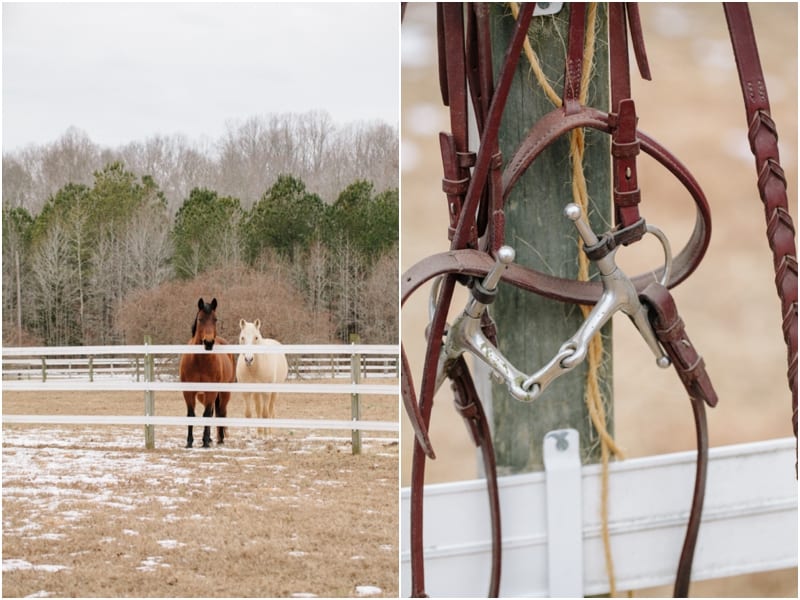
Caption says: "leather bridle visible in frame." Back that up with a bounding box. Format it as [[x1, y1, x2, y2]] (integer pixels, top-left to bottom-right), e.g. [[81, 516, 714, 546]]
[[401, 3, 797, 598]]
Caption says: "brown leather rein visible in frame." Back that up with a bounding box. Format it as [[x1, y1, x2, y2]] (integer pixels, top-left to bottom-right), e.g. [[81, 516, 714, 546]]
[[401, 3, 797, 598]]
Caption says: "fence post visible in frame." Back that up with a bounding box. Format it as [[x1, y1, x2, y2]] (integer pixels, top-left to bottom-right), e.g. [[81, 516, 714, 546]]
[[88, 355, 94, 383], [41, 357, 46, 382], [350, 333, 362, 455], [143, 335, 155, 450], [489, 4, 612, 472]]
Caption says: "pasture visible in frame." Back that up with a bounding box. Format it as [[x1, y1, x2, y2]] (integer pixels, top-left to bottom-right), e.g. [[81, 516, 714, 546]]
[[2, 384, 398, 598]]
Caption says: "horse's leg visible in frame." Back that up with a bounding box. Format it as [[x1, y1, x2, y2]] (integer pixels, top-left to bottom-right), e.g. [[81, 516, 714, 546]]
[[266, 392, 276, 437], [201, 395, 213, 448], [184, 391, 196, 448], [216, 392, 229, 444], [254, 393, 264, 438]]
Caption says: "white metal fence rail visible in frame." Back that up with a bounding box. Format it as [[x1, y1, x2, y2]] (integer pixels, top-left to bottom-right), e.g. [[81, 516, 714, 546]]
[[2, 344, 400, 450], [2, 344, 399, 381], [400, 435, 798, 596]]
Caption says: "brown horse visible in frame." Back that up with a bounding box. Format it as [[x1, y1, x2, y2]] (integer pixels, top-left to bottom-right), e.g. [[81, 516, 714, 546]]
[[179, 298, 236, 448]]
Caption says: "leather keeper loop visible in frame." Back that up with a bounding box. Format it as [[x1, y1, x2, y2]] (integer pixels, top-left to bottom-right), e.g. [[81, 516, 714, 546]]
[[584, 219, 648, 262], [456, 151, 476, 168], [612, 139, 640, 159], [454, 398, 479, 420], [615, 217, 648, 246], [442, 176, 470, 195], [614, 187, 641, 207], [656, 317, 686, 342], [683, 354, 706, 382], [471, 279, 497, 305], [584, 232, 615, 262], [490, 151, 503, 170]]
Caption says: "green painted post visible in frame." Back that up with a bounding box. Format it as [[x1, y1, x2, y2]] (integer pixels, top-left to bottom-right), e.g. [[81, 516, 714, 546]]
[[489, 4, 612, 473]]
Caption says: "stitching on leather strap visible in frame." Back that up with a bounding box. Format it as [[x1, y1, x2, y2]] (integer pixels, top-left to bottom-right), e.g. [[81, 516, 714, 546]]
[[442, 176, 470, 195], [656, 318, 686, 342]]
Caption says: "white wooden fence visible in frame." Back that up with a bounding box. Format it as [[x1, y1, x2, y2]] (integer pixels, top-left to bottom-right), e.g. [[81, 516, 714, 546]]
[[2, 348, 398, 381], [400, 432, 798, 597], [2, 344, 399, 451]]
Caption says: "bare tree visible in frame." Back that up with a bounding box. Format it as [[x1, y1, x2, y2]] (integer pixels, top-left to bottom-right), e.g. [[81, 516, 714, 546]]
[[360, 248, 399, 343], [124, 205, 174, 289], [29, 222, 81, 345]]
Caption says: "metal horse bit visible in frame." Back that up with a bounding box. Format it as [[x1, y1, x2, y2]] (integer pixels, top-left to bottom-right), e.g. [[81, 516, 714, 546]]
[[431, 203, 673, 402]]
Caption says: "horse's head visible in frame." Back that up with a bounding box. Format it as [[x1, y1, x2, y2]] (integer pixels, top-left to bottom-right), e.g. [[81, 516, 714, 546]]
[[192, 297, 218, 351], [238, 318, 263, 366]]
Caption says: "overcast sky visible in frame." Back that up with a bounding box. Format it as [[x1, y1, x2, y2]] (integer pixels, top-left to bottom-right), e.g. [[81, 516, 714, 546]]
[[2, 2, 400, 152]]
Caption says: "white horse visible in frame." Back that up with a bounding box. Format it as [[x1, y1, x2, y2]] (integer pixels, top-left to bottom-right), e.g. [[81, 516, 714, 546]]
[[236, 319, 288, 436]]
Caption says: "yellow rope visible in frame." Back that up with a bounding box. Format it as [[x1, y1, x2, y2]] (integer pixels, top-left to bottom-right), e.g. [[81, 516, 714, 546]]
[[510, 3, 622, 595]]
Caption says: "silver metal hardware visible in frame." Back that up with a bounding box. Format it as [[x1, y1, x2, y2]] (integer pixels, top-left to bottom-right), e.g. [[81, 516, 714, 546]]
[[443, 247, 537, 402], [557, 203, 671, 372], [429, 205, 673, 404], [534, 2, 564, 17]]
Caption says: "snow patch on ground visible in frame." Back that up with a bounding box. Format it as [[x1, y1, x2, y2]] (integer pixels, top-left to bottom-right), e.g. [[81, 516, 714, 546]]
[[355, 585, 382, 597], [136, 556, 170, 572], [3, 425, 398, 596], [3, 559, 69, 573]]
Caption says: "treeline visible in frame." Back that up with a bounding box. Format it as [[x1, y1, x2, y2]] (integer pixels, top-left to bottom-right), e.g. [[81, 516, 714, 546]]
[[3, 111, 398, 215], [2, 114, 398, 347]]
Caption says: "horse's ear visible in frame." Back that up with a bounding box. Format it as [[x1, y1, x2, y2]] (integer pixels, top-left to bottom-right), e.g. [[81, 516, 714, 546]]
[[198, 298, 205, 311], [210, 298, 217, 311], [255, 318, 261, 331], [239, 318, 245, 330]]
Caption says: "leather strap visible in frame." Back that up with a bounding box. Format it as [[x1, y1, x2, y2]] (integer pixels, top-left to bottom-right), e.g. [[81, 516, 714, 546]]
[[639, 283, 715, 597], [723, 3, 798, 444], [449, 355, 502, 596], [639, 283, 718, 410], [502, 103, 713, 290]]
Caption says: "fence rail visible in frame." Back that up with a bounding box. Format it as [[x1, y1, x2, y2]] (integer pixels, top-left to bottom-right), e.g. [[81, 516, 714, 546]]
[[2, 344, 400, 450], [400, 436, 797, 596], [2, 414, 397, 432], [2, 344, 399, 381]]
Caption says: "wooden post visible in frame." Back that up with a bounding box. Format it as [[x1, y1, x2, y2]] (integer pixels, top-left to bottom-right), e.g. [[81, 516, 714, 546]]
[[143, 335, 155, 450], [88, 355, 94, 383], [350, 333, 362, 455], [488, 4, 612, 473], [41, 357, 46, 382]]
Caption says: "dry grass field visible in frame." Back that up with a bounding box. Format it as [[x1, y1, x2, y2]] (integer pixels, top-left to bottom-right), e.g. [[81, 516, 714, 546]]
[[2, 385, 398, 598]]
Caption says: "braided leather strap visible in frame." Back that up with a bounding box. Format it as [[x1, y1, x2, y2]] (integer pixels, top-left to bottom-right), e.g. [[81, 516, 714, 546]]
[[724, 3, 798, 441]]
